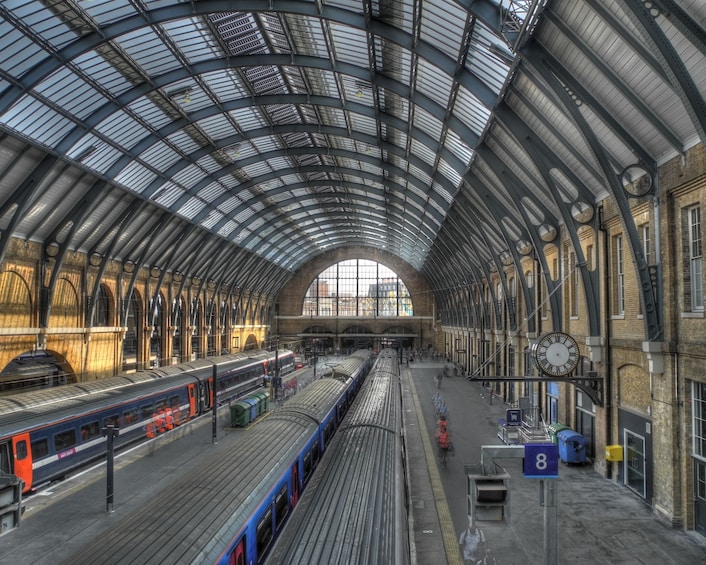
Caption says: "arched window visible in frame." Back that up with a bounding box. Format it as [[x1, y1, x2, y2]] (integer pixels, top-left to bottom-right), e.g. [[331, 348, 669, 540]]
[[303, 259, 412, 317]]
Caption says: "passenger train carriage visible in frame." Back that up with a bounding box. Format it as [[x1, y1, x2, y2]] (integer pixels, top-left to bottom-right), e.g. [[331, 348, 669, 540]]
[[61, 350, 374, 565], [267, 349, 410, 564], [0, 349, 295, 493]]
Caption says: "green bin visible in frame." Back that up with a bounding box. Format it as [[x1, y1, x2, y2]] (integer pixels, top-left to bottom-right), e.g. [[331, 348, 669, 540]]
[[230, 400, 252, 427], [547, 423, 571, 445], [253, 391, 269, 414]]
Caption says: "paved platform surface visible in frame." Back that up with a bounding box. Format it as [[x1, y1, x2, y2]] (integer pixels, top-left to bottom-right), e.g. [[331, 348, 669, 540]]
[[2, 357, 705, 565], [403, 359, 706, 564]]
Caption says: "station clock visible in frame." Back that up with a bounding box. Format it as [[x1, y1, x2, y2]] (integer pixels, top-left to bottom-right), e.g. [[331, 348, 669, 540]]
[[533, 332, 580, 377]]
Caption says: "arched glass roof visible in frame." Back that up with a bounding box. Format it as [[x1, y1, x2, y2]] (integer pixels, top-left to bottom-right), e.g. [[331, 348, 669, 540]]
[[0, 1, 704, 319]]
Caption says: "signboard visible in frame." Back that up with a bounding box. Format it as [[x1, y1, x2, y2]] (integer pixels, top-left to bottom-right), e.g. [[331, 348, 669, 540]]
[[505, 409, 522, 426], [523, 443, 559, 479]]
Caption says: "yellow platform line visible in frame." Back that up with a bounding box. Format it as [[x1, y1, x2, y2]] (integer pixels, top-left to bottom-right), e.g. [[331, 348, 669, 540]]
[[407, 373, 463, 565]]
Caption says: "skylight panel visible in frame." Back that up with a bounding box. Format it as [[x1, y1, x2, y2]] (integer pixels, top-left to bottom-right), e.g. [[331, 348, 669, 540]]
[[329, 22, 368, 66], [164, 18, 223, 63], [114, 162, 158, 193], [136, 141, 180, 173], [421, 1, 466, 60], [116, 26, 181, 77], [96, 110, 150, 151]]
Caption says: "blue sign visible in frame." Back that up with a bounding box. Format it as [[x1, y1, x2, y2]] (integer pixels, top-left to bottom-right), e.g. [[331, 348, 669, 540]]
[[523, 443, 559, 479], [505, 409, 522, 426]]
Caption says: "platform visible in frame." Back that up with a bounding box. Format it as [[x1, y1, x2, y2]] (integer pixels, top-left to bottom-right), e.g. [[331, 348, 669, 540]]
[[1, 358, 705, 564], [402, 359, 706, 564]]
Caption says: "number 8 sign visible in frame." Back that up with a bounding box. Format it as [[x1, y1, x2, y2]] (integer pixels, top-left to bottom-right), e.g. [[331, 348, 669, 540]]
[[523, 443, 559, 478]]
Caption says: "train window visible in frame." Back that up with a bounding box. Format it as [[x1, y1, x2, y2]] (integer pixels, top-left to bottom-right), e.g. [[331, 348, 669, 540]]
[[103, 414, 120, 428], [312, 441, 320, 464], [274, 484, 289, 529], [155, 399, 167, 412], [54, 429, 77, 452], [123, 409, 138, 425], [80, 421, 100, 441], [169, 395, 181, 408], [255, 508, 273, 558], [140, 404, 154, 419], [303, 451, 312, 482], [31, 438, 49, 459], [0, 442, 10, 474], [15, 439, 27, 460]]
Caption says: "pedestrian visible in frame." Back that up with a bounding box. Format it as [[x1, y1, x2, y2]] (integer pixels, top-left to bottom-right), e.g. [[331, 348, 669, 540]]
[[437, 426, 451, 464], [459, 519, 486, 564]]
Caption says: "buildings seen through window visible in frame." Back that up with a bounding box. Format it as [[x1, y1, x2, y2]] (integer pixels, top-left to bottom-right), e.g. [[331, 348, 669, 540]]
[[303, 259, 412, 317]]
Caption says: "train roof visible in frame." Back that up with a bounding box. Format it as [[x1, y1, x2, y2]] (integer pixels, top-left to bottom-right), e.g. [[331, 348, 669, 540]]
[[64, 378, 346, 564], [269, 352, 403, 563]]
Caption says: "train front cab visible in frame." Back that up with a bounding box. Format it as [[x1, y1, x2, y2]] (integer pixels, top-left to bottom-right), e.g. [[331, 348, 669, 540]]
[[0, 433, 31, 491]]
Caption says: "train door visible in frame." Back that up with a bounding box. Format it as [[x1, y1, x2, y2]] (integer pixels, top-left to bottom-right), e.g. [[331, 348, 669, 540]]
[[11, 433, 32, 491], [187, 383, 198, 417], [291, 463, 299, 506]]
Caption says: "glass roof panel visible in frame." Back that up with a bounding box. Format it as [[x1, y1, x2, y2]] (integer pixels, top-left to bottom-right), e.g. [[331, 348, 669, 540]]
[[420, 1, 466, 61], [139, 141, 182, 173], [329, 22, 369, 66], [114, 26, 181, 77], [164, 17, 223, 63], [114, 162, 158, 194], [96, 110, 150, 151], [454, 86, 493, 136]]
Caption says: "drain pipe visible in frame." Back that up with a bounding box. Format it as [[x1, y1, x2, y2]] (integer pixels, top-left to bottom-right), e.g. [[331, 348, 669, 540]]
[[598, 204, 613, 479]]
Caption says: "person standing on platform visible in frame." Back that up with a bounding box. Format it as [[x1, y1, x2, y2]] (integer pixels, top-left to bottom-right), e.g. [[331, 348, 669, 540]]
[[459, 518, 487, 564]]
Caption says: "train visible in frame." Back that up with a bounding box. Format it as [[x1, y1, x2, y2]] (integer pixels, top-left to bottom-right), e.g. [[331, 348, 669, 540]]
[[61, 349, 375, 565], [267, 349, 410, 564], [0, 349, 295, 493]]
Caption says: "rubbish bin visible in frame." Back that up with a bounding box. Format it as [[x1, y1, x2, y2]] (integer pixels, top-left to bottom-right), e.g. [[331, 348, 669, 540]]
[[547, 423, 571, 445], [557, 429, 588, 464], [230, 401, 251, 427]]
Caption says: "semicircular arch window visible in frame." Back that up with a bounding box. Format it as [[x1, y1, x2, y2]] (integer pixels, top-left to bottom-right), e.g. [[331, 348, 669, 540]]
[[303, 259, 412, 317]]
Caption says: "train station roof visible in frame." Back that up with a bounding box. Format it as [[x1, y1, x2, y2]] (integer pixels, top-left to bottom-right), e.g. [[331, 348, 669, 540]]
[[0, 1, 704, 303]]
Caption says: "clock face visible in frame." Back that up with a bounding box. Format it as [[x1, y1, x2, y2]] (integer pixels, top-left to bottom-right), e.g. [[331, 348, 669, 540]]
[[533, 332, 580, 376]]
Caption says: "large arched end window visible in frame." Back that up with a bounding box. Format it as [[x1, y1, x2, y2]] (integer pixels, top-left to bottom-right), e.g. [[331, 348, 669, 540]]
[[303, 259, 412, 317]]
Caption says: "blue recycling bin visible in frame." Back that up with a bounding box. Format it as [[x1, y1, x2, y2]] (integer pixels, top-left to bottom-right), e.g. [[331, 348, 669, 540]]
[[557, 429, 588, 464]]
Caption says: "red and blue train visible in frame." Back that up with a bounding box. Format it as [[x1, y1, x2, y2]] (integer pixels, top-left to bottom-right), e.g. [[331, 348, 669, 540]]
[[0, 349, 295, 493], [62, 350, 375, 565]]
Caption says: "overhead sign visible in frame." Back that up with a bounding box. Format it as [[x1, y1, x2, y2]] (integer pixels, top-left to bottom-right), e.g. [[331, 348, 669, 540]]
[[523, 443, 559, 479]]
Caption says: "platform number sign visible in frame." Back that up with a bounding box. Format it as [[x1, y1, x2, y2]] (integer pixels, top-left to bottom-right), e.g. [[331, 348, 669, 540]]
[[523, 443, 559, 479]]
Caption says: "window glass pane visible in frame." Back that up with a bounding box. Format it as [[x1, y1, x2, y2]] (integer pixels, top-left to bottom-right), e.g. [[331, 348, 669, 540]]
[[302, 259, 412, 317]]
